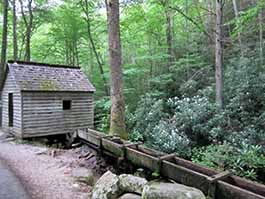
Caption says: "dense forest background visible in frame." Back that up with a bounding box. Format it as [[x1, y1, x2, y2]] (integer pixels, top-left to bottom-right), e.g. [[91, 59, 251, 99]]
[[0, 0, 264, 182]]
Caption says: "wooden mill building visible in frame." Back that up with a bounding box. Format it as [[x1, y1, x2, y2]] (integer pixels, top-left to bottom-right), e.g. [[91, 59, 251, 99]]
[[1, 61, 95, 138]]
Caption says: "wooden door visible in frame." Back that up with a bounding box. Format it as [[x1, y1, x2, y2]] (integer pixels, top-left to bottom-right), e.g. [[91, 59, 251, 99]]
[[8, 93, 13, 127]]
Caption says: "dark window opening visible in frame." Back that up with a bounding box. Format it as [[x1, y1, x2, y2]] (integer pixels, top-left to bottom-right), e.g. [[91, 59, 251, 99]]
[[63, 100, 71, 110], [8, 93, 13, 127]]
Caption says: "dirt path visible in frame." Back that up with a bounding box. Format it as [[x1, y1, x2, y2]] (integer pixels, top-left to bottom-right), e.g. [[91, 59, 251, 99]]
[[0, 139, 91, 199]]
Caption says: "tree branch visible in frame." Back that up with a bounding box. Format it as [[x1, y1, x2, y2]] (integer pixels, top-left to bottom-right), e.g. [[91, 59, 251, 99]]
[[169, 5, 215, 41]]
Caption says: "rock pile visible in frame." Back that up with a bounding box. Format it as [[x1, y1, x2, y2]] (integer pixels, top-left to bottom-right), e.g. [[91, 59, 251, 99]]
[[91, 171, 206, 199]]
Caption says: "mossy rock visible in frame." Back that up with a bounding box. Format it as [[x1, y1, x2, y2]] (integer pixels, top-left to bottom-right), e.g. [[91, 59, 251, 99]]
[[119, 193, 141, 199], [142, 182, 206, 199], [91, 171, 120, 199], [118, 174, 147, 194]]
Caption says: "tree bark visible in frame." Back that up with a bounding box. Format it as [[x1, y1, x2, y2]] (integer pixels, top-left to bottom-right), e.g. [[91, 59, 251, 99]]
[[232, 0, 243, 52], [0, 0, 8, 84], [105, 0, 127, 139], [12, 0, 18, 61], [259, 8, 263, 65], [215, 0, 224, 110], [0, 0, 8, 127], [26, 0, 33, 61], [81, 0, 109, 96], [19, 0, 33, 61], [206, 0, 215, 45], [166, 7, 174, 71]]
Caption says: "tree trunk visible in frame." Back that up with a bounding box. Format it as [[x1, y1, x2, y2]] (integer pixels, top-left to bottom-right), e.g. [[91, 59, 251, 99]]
[[206, 0, 215, 60], [82, 0, 109, 96], [0, 0, 8, 83], [86, 22, 109, 95], [26, 0, 33, 61], [12, 0, 18, 61], [259, 8, 263, 65], [19, 0, 33, 61], [215, 0, 224, 110], [0, 0, 8, 127], [166, 8, 174, 71], [105, 0, 127, 139], [232, 0, 243, 52]]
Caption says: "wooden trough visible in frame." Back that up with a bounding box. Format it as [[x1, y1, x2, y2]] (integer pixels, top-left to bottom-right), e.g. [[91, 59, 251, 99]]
[[77, 128, 265, 199]]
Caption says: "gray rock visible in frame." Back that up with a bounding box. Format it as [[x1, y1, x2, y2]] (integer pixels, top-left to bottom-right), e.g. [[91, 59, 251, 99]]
[[91, 171, 120, 199], [118, 174, 147, 194], [119, 193, 141, 199], [71, 167, 93, 182], [142, 182, 206, 199]]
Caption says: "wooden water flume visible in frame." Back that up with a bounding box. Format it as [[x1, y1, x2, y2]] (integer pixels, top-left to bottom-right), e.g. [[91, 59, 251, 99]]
[[77, 128, 265, 199]]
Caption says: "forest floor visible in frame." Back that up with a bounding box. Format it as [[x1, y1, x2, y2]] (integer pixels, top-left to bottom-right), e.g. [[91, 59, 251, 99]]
[[0, 130, 114, 199]]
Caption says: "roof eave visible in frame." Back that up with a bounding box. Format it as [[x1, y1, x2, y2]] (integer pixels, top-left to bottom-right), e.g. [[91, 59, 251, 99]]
[[20, 90, 96, 93]]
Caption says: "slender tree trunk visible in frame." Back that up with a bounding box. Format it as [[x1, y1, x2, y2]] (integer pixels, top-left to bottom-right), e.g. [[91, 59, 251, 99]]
[[259, 8, 263, 65], [82, 0, 109, 96], [87, 25, 109, 95], [206, 0, 215, 59], [19, 0, 33, 61], [26, 0, 33, 61], [215, 0, 224, 110], [166, 8, 174, 71], [148, 37, 153, 77], [89, 47, 94, 80], [0, 0, 8, 127], [75, 42, 79, 66], [105, 0, 127, 139], [12, 0, 18, 61], [232, 0, 243, 52], [65, 41, 69, 64], [0, 0, 8, 82]]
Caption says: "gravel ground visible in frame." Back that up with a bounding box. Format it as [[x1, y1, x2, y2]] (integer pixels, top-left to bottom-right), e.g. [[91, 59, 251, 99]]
[[0, 137, 93, 199]]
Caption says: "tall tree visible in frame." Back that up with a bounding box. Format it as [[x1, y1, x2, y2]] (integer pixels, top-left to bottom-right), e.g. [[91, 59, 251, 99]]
[[105, 0, 127, 139], [0, 0, 8, 83], [215, 0, 224, 109], [232, 0, 243, 52], [12, 0, 18, 61], [165, 6, 174, 71], [0, 0, 8, 127], [19, 0, 33, 61], [259, 5, 263, 65], [161, 0, 174, 71], [81, 0, 109, 96]]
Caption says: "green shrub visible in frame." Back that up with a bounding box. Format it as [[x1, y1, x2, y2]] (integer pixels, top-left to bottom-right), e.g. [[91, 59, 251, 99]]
[[168, 96, 225, 146], [192, 143, 265, 182], [131, 95, 227, 156], [148, 120, 191, 157], [191, 143, 234, 171], [130, 94, 167, 142], [225, 127, 265, 151], [130, 81, 265, 181], [94, 97, 111, 132]]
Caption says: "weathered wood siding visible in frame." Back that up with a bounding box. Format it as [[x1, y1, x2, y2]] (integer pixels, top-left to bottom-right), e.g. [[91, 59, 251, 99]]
[[0, 93, 2, 127], [22, 92, 93, 137], [1, 71, 22, 136]]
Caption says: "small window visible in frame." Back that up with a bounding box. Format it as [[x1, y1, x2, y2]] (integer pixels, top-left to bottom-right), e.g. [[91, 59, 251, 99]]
[[63, 100, 71, 110]]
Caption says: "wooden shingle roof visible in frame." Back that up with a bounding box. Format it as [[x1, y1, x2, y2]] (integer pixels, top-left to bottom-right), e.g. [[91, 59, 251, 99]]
[[8, 61, 96, 92]]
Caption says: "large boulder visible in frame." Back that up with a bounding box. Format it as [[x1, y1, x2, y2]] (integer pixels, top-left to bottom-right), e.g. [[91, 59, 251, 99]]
[[118, 174, 147, 194], [118, 193, 141, 199], [142, 182, 206, 199], [91, 171, 120, 199]]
